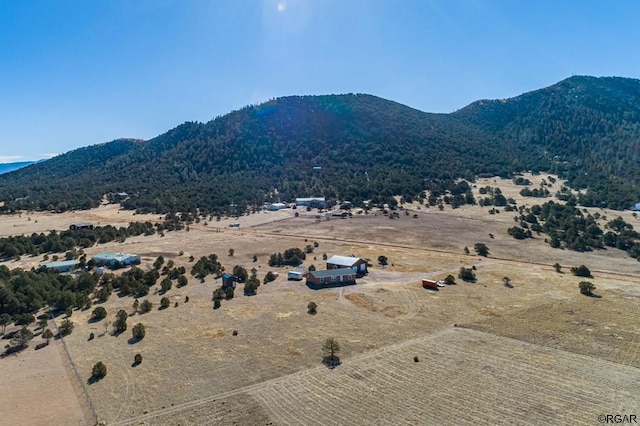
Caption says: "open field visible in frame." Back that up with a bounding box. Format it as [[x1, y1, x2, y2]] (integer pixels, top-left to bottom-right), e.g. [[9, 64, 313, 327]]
[[117, 328, 640, 426], [0, 330, 90, 426], [1, 173, 639, 425]]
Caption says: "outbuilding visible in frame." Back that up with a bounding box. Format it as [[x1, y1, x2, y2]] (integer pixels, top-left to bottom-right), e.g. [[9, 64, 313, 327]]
[[287, 271, 304, 281], [39, 259, 80, 273], [69, 222, 94, 231], [92, 252, 140, 268], [222, 273, 238, 289], [267, 203, 287, 211], [295, 197, 326, 208], [306, 268, 356, 287], [326, 255, 368, 276]]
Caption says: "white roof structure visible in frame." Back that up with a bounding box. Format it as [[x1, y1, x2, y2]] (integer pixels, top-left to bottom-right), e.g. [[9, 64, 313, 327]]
[[326, 255, 361, 266]]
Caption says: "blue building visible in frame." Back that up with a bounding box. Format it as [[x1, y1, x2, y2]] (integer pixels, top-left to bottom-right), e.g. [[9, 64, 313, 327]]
[[92, 252, 140, 268]]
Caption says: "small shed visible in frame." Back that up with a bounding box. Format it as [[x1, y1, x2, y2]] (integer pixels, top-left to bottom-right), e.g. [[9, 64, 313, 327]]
[[326, 255, 368, 276], [222, 273, 238, 289], [39, 259, 80, 273], [306, 268, 356, 287]]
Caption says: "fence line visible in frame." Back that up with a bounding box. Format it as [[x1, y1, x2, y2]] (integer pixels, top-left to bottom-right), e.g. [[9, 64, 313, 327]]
[[49, 310, 99, 426]]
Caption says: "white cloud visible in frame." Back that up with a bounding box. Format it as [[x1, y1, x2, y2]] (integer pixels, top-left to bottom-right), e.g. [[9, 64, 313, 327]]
[[0, 155, 24, 163]]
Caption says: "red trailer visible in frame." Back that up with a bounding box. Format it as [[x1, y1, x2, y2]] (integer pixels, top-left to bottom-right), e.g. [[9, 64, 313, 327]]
[[422, 279, 438, 290]]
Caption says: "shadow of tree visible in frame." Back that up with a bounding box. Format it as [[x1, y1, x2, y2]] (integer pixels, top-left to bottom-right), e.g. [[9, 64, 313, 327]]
[[322, 356, 341, 369]]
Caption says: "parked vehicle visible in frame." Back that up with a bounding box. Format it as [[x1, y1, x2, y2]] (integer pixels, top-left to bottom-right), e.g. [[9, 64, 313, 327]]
[[422, 279, 439, 290], [288, 271, 303, 281]]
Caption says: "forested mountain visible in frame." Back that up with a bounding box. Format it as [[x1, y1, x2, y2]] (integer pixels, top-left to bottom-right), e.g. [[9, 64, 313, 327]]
[[1, 76, 639, 214]]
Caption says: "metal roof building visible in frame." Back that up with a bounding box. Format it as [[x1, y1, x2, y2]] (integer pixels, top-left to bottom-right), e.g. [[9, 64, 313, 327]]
[[326, 255, 368, 275], [39, 259, 80, 273], [92, 252, 140, 268]]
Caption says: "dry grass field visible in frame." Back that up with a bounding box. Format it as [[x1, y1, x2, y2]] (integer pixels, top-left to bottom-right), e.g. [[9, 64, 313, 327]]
[[1, 173, 639, 425]]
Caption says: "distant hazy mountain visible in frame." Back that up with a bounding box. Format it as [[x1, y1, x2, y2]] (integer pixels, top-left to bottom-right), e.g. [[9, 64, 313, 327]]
[[1, 76, 639, 213], [0, 161, 39, 175]]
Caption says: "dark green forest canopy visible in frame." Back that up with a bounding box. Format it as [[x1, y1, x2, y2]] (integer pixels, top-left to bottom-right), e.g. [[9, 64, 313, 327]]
[[1, 76, 639, 214]]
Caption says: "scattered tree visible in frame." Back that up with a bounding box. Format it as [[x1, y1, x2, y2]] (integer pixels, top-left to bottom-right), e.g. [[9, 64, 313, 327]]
[[160, 277, 172, 294], [458, 267, 476, 282], [463, 247, 470, 255], [140, 299, 153, 313], [88, 332, 95, 341], [132, 323, 146, 341], [134, 353, 142, 366], [91, 362, 107, 380], [153, 256, 165, 269], [502, 277, 513, 288], [91, 307, 107, 321], [579, 281, 597, 296], [322, 337, 341, 367], [308, 264, 316, 271], [59, 318, 74, 336], [225, 286, 234, 300], [228, 248, 234, 257], [177, 275, 188, 287], [232, 265, 248, 282], [307, 302, 318, 314], [553, 263, 562, 273], [571, 265, 592, 278], [160, 297, 170, 309], [444, 274, 456, 285], [42, 328, 53, 344], [0, 313, 12, 333], [263, 271, 277, 285], [11, 327, 34, 350], [212, 288, 225, 301], [213, 299, 221, 309], [113, 309, 128, 334], [244, 280, 258, 296], [37, 315, 49, 330], [96, 287, 110, 303], [474, 243, 489, 257]]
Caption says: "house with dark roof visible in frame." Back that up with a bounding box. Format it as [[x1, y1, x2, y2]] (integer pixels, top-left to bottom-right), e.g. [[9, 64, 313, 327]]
[[69, 222, 94, 230], [306, 268, 356, 287], [326, 255, 368, 276]]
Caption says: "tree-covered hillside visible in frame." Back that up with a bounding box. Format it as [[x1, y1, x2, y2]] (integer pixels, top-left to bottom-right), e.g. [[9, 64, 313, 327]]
[[454, 76, 640, 209], [1, 76, 639, 214]]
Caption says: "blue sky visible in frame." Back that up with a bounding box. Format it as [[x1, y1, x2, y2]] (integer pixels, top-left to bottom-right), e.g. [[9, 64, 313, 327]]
[[1, 0, 639, 162]]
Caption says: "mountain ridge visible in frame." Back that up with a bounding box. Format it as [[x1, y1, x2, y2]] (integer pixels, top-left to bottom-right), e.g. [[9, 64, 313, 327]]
[[1, 76, 639, 213]]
